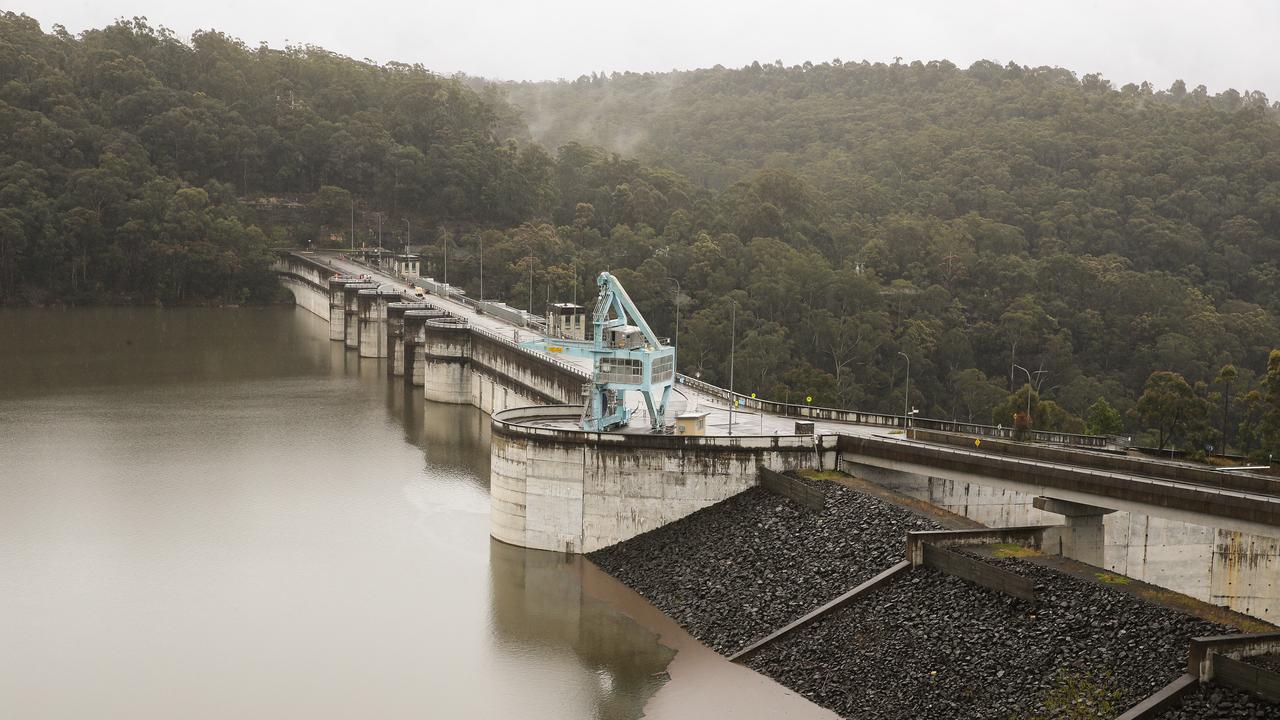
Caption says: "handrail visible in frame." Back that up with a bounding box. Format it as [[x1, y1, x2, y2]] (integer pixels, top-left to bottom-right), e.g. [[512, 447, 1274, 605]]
[[676, 373, 1114, 448]]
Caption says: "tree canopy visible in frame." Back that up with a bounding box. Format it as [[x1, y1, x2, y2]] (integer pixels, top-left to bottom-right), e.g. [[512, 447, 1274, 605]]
[[3, 14, 1279, 457]]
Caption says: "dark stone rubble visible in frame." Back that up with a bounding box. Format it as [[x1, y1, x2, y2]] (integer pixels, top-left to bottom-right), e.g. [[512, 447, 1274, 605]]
[[1156, 683, 1280, 719], [745, 557, 1232, 719], [587, 478, 941, 653]]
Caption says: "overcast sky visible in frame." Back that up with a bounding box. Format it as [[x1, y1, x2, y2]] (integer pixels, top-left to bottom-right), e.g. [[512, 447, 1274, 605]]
[[12, 0, 1280, 97]]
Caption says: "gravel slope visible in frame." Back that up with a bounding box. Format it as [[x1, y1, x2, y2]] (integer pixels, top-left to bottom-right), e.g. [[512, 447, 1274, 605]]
[[746, 556, 1234, 719], [587, 479, 941, 654]]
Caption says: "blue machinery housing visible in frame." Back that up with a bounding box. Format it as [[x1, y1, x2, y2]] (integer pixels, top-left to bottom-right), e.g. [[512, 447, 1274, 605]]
[[525, 272, 675, 432]]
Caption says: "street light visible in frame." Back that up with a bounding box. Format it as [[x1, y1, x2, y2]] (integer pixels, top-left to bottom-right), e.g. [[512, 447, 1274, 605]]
[[1012, 364, 1048, 428], [350, 196, 355, 251], [898, 351, 910, 436], [670, 277, 682, 368], [728, 299, 737, 436], [528, 243, 534, 313], [404, 218, 410, 252], [478, 233, 484, 301]]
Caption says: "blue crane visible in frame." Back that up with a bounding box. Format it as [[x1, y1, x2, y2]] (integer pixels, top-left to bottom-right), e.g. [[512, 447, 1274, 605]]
[[537, 272, 675, 432]]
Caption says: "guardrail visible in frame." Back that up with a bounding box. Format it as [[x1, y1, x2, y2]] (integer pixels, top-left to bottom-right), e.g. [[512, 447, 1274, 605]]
[[840, 433, 1280, 529], [676, 373, 1113, 448], [468, 323, 592, 380]]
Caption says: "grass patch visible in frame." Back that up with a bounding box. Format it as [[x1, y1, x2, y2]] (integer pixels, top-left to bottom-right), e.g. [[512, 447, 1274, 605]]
[[798, 469, 848, 482], [990, 542, 1041, 558], [1095, 572, 1131, 585]]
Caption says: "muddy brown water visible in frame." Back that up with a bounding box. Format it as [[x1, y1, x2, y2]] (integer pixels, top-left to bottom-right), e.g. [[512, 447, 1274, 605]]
[[0, 307, 830, 720]]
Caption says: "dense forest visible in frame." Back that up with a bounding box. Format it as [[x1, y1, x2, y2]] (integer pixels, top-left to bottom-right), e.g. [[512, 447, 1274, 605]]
[[2, 13, 1279, 458]]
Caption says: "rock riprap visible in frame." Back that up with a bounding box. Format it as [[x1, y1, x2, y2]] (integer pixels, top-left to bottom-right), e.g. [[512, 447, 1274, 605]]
[[746, 554, 1236, 719], [1155, 683, 1280, 719], [587, 478, 941, 653]]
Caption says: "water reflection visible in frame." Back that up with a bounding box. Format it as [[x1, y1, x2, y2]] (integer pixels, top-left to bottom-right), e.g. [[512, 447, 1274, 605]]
[[0, 307, 833, 720]]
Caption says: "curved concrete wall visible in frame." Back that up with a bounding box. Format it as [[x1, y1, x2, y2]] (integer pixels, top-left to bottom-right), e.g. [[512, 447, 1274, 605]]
[[491, 405, 817, 554], [278, 275, 330, 319], [422, 318, 472, 404]]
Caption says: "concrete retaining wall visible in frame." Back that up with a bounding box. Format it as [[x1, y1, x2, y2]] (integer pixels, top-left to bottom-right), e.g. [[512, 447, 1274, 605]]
[[758, 467, 826, 511], [847, 460, 1280, 623], [491, 405, 818, 554]]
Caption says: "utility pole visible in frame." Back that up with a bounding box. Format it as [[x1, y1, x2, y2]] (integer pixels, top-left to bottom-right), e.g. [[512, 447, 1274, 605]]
[[528, 243, 534, 313], [479, 233, 484, 301], [376, 213, 383, 251], [350, 196, 355, 251], [441, 229, 448, 285], [1013, 364, 1047, 430], [671, 277, 681, 370], [729, 300, 736, 436], [899, 351, 910, 437], [404, 218, 410, 253]]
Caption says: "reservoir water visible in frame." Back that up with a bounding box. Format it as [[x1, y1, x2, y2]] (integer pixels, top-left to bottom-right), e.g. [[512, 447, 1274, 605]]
[[0, 307, 829, 720]]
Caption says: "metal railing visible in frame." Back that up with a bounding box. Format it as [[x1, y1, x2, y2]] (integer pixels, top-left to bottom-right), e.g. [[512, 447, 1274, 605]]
[[676, 373, 1113, 448]]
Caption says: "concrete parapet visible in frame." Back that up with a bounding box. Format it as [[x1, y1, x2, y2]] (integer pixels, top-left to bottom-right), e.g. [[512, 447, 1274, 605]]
[[490, 405, 818, 554], [913, 428, 1280, 498]]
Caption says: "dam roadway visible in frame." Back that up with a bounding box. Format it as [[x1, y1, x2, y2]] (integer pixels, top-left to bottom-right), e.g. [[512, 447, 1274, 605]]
[[275, 249, 1280, 622]]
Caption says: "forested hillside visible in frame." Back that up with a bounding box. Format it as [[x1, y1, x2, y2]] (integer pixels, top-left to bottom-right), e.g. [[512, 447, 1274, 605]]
[[491, 62, 1280, 456], [0, 13, 561, 304], [2, 13, 1278, 456]]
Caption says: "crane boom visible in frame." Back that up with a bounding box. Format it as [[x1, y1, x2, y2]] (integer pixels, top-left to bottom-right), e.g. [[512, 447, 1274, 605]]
[[578, 272, 674, 432]]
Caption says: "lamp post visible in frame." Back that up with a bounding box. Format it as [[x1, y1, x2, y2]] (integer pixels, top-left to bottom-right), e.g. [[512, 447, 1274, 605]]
[[528, 243, 534, 313], [441, 229, 448, 285], [478, 233, 484, 302], [670, 277, 681, 366], [350, 196, 355, 251], [728, 300, 737, 436], [404, 218, 410, 252], [1012, 364, 1047, 429], [898, 351, 910, 437]]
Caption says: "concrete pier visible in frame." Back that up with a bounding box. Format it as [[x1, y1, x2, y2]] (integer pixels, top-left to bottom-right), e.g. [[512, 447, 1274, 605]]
[[357, 286, 401, 359], [342, 282, 377, 349], [422, 317, 472, 404], [327, 277, 361, 342], [387, 302, 433, 377]]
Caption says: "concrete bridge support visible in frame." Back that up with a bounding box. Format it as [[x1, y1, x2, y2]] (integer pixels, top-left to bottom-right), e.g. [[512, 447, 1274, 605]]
[[387, 302, 432, 377], [327, 277, 361, 342], [342, 282, 377, 350], [422, 317, 472, 404], [1034, 497, 1115, 567], [357, 287, 402, 359]]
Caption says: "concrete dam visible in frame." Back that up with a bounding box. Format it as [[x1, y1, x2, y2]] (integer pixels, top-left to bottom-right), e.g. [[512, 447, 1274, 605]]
[[273, 250, 1280, 628]]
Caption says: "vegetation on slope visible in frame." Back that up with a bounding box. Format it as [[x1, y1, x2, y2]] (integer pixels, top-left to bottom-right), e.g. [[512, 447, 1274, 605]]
[[3, 13, 1279, 456]]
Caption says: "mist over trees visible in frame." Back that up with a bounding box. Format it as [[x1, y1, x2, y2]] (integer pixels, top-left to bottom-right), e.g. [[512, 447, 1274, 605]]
[[2, 13, 1279, 457]]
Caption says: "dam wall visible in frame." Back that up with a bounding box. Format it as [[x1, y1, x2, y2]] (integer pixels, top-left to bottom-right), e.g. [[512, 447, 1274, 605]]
[[490, 405, 818, 554]]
